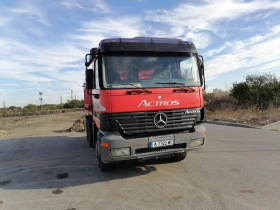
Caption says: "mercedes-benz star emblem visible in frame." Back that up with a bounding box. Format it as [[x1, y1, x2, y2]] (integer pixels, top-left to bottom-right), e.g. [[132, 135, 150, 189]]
[[154, 113, 168, 128], [158, 96, 162, 100]]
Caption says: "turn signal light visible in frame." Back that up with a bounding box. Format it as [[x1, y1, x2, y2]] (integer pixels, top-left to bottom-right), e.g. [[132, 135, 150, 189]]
[[100, 142, 110, 148]]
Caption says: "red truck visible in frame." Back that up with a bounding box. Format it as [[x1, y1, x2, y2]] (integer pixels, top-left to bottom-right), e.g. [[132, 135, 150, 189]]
[[84, 37, 206, 171]]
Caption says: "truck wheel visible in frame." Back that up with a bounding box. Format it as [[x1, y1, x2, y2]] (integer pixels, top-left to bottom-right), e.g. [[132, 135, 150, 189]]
[[96, 141, 111, 171], [86, 117, 93, 148], [92, 124, 97, 149], [85, 117, 89, 142], [171, 152, 187, 162]]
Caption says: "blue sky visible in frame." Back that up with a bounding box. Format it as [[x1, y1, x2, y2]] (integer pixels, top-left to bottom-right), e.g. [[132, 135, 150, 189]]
[[1, 0, 280, 107]]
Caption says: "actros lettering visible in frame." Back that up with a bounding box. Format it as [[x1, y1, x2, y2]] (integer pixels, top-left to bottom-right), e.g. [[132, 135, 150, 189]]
[[138, 100, 180, 107]]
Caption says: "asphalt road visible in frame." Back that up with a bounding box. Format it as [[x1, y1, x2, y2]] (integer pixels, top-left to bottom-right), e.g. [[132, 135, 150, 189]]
[[0, 124, 280, 210]]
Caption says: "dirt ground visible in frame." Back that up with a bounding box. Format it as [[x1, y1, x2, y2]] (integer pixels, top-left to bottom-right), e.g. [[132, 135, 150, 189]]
[[0, 111, 86, 139], [1, 109, 279, 140]]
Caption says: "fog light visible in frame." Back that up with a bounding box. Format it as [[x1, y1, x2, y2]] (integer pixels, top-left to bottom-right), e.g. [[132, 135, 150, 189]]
[[111, 148, 130, 157], [190, 138, 204, 147]]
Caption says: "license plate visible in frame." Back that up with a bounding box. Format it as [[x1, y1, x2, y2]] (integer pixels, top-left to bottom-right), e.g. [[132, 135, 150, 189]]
[[149, 136, 174, 148]]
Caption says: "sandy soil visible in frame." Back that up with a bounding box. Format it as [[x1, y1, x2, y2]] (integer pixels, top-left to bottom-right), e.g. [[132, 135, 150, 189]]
[[0, 111, 86, 139]]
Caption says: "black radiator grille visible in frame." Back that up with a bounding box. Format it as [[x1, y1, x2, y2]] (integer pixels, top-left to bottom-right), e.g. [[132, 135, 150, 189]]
[[109, 109, 200, 135]]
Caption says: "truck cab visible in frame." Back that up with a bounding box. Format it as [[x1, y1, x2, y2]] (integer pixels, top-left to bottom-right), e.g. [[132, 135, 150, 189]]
[[84, 37, 206, 171]]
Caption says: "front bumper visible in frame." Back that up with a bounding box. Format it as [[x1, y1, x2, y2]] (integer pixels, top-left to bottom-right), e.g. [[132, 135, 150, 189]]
[[99, 124, 206, 163]]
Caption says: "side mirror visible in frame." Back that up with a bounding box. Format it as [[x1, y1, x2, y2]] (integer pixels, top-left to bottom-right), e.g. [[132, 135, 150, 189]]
[[198, 55, 204, 69], [85, 47, 98, 67], [198, 55, 205, 90], [85, 69, 94, 90]]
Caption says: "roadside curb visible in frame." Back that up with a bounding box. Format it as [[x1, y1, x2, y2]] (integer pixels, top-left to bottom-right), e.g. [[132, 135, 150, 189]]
[[205, 120, 261, 129]]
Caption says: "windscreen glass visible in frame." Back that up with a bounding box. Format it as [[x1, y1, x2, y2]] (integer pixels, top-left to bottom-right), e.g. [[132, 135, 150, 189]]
[[102, 53, 201, 88]]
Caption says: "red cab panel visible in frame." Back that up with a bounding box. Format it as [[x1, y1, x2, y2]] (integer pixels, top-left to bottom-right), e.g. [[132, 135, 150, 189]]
[[109, 88, 201, 113]]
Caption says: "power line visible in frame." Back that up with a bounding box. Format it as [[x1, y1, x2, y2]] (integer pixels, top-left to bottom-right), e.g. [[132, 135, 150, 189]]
[[39, 92, 43, 106]]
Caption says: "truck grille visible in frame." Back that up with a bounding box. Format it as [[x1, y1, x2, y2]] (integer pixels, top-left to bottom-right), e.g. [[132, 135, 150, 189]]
[[109, 109, 200, 135]]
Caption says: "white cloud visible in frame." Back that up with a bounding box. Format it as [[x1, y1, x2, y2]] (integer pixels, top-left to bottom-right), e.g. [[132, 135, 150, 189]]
[[0, 13, 143, 105], [0, 13, 144, 106], [0, 89, 6, 96], [0, 17, 10, 27], [27, 27, 45, 37], [205, 24, 280, 80], [245, 9, 278, 21], [60, 0, 85, 9], [0, 84, 17, 87], [78, 17, 142, 37], [251, 60, 280, 72], [93, 0, 110, 13], [1, 0, 280, 106], [8, 4, 48, 25], [183, 31, 212, 49], [147, 27, 213, 49], [145, 0, 280, 32], [73, 17, 143, 49], [143, 0, 280, 51], [205, 44, 228, 57], [0, 36, 86, 85], [206, 53, 241, 80], [60, 0, 110, 13]]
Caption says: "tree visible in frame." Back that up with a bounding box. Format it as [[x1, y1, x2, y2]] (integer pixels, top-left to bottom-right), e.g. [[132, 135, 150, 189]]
[[203, 92, 214, 103], [230, 82, 250, 107], [9, 106, 21, 110], [23, 104, 38, 112], [63, 99, 84, 109], [230, 73, 280, 109]]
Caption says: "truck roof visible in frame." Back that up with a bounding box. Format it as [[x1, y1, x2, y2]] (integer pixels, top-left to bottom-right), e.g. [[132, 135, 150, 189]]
[[98, 37, 198, 54]]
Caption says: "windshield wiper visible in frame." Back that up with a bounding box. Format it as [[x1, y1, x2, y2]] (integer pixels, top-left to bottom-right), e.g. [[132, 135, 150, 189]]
[[155, 82, 195, 92], [112, 83, 152, 94]]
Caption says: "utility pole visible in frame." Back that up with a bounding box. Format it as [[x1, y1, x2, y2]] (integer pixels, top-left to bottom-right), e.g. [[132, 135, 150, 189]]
[[60, 95, 62, 104], [75, 95, 76, 100], [71, 90, 73, 101], [39, 92, 43, 106], [3, 100, 5, 108]]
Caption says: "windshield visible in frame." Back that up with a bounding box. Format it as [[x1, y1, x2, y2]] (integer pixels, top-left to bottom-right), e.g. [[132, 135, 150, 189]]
[[102, 53, 201, 88]]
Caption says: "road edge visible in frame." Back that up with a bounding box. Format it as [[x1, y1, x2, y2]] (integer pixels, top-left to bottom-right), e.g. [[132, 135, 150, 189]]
[[205, 120, 261, 129]]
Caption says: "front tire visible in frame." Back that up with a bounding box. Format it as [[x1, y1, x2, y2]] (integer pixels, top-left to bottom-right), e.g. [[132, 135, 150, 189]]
[[96, 141, 111, 171], [85, 116, 93, 148], [92, 124, 97, 149]]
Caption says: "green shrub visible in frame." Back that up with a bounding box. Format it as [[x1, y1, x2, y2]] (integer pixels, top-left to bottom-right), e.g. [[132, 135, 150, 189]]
[[63, 99, 84, 109], [230, 73, 280, 109]]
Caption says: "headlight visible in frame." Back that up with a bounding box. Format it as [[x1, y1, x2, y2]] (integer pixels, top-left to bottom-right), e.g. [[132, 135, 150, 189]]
[[111, 148, 130, 157], [190, 138, 204, 147]]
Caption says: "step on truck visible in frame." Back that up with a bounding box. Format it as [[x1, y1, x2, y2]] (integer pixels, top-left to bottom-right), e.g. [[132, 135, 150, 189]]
[[84, 37, 206, 171]]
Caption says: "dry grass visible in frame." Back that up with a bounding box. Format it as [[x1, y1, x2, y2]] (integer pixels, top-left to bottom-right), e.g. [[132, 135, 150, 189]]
[[205, 94, 280, 126], [206, 106, 280, 126]]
